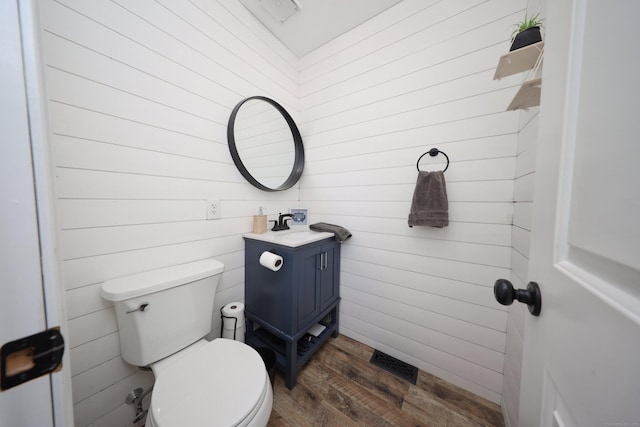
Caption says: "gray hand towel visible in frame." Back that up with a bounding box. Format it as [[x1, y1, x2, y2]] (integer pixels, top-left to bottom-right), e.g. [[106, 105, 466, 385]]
[[408, 170, 449, 228], [309, 222, 352, 242]]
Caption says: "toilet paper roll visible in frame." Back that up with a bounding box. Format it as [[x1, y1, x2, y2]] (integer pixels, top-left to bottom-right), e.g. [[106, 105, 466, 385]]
[[221, 302, 245, 324], [259, 251, 283, 272], [221, 302, 245, 342]]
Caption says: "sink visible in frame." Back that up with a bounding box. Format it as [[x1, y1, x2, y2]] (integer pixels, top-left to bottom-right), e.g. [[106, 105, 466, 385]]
[[243, 228, 334, 247], [273, 230, 317, 242]]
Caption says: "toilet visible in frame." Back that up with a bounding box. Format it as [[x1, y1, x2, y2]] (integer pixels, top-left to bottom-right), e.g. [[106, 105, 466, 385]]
[[101, 259, 273, 427]]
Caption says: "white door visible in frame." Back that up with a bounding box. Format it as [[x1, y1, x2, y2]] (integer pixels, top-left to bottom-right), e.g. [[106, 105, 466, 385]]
[[519, 1, 640, 426], [1, 1, 70, 426]]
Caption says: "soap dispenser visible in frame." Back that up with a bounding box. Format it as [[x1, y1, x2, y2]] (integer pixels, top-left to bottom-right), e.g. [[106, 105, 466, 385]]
[[252, 207, 267, 234]]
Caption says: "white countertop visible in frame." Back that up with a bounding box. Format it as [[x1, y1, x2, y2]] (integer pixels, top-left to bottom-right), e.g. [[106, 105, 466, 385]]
[[243, 228, 334, 247]]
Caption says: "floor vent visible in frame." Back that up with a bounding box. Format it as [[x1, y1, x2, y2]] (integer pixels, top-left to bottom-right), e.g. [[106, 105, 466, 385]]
[[369, 350, 418, 384]]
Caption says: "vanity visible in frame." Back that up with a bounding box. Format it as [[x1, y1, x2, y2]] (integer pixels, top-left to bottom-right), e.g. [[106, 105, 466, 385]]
[[229, 96, 337, 388], [243, 229, 340, 389]]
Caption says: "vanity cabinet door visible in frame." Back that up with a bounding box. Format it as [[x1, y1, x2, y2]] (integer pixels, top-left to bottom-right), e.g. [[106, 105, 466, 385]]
[[319, 241, 339, 311], [297, 241, 341, 330], [297, 245, 322, 330]]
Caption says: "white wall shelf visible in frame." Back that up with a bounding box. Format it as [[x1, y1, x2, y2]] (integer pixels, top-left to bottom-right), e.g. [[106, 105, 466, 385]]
[[506, 77, 542, 111], [494, 41, 544, 111], [493, 41, 544, 80]]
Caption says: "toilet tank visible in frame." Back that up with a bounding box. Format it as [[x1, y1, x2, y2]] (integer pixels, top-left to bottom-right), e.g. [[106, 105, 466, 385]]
[[101, 259, 225, 367]]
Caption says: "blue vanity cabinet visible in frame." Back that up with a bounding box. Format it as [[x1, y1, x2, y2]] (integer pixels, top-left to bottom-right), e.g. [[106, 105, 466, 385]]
[[243, 235, 340, 389]]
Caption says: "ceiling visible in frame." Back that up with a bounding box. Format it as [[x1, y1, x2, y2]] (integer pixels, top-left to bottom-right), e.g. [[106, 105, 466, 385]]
[[239, 0, 404, 57]]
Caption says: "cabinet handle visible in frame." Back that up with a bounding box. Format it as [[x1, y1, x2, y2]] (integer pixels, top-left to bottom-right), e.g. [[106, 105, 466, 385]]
[[322, 251, 328, 270], [319, 252, 327, 270]]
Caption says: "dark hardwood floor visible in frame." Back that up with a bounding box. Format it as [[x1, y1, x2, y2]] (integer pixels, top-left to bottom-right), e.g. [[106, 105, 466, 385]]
[[267, 335, 504, 427]]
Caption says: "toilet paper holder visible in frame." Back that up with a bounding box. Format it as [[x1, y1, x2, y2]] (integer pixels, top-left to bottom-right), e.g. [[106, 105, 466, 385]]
[[259, 250, 283, 272], [220, 306, 240, 340]]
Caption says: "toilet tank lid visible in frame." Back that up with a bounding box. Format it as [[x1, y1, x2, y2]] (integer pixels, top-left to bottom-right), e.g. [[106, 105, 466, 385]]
[[101, 259, 225, 301]]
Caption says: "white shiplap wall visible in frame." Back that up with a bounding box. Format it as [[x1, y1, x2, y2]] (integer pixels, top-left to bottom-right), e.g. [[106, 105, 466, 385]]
[[298, 0, 527, 404], [38, 0, 300, 425], [502, 108, 539, 427], [501, 1, 544, 423]]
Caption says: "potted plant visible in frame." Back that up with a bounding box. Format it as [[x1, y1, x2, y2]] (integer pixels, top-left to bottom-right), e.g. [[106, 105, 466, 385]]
[[510, 12, 543, 51]]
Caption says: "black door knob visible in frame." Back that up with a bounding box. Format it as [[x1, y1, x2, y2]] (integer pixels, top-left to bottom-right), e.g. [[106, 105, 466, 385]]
[[494, 279, 542, 316]]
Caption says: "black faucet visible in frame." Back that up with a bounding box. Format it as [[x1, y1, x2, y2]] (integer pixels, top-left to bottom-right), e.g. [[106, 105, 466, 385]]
[[270, 213, 293, 231]]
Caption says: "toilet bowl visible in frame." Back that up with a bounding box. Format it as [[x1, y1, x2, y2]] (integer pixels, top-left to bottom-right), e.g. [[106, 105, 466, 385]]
[[147, 339, 273, 427], [100, 259, 273, 427]]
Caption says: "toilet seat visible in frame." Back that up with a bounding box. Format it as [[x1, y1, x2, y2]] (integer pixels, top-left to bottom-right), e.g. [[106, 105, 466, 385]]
[[148, 339, 270, 427]]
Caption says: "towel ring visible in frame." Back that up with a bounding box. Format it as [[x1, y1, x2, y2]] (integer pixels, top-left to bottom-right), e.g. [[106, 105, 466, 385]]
[[416, 148, 449, 172]]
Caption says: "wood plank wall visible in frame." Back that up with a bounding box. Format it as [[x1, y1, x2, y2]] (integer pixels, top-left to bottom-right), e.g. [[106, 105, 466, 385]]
[[38, 1, 300, 425], [298, 0, 527, 405]]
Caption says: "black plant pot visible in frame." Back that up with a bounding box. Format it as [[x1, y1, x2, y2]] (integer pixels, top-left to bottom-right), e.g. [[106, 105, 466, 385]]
[[510, 26, 542, 51]]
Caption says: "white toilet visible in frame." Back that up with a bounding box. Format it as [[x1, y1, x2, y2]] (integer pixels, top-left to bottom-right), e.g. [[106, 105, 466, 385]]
[[101, 259, 273, 427]]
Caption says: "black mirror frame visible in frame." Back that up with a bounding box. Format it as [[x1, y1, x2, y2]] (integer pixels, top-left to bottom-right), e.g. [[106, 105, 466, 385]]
[[227, 96, 304, 192]]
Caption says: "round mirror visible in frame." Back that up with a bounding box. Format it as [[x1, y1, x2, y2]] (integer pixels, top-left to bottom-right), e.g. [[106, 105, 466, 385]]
[[227, 96, 304, 191]]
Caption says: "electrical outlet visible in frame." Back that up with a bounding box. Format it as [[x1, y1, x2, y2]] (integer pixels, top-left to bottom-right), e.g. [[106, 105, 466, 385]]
[[206, 199, 221, 220]]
